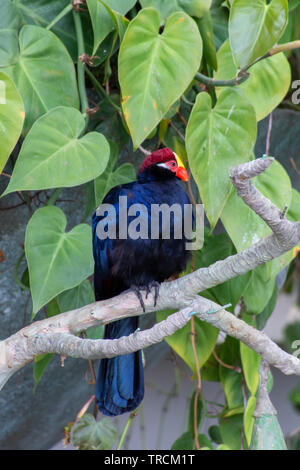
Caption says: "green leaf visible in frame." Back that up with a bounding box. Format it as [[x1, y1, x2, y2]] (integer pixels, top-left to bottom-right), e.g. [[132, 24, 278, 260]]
[[70, 414, 118, 450], [94, 141, 136, 206], [86, 0, 137, 54], [100, 1, 130, 43], [218, 337, 243, 410], [229, 0, 288, 68], [1, 25, 79, 132], [208, 425, 223, 444], [25, 206, 94, 316], [186, 88, 257, 228], [214, 40, 291, 121], [140, 0, 212, 19], [33, 353, 54, 391], [0, 71, 24, 173], [119, 8, 202, 149], [2, 106, 110, 195], [244, 396, 257, 446], [171, 431, 194, 450], [0, 0, 22, 67], [255, 283, 277, 329], [12, 0, 94, 60], [198, 434, 213, 449], [243, 266, 276, 314], [57, 280, 95, 313], [210, 0, 229, 49], [219, 413, 243, 450], [156, 310, 219, 374]]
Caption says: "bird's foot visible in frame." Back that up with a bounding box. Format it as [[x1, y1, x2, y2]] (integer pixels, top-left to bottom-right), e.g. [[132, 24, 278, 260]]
[[144, 281, 160, 307], [129, 281, 160, 312]]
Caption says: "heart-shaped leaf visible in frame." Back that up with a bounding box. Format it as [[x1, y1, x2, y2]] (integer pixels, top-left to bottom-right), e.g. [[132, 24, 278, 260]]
[[229, 0, 288, 68], [214, 40, 291, 121], [140, 0, 212, 19], [0, 25, 79, 132], [2, 106, 110, 195], [86, 0, 137, 54], [119, 8, 202, 148], [156, 310, 219, 374], [0, 71, 24, 173], [11, 0, 94, 60], [0, 0, 22, 67], [25, 206, 94, 315], [94, 141, 136, 205], [70, 414, 118, 450], [186, 88, 257, 228]]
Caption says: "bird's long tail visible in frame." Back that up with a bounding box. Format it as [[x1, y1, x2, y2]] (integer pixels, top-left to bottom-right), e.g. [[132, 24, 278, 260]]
[[96, 317, 144, 416]]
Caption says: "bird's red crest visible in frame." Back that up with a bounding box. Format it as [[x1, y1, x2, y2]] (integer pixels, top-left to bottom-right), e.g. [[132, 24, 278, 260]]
[[138, 148, 175, 174]]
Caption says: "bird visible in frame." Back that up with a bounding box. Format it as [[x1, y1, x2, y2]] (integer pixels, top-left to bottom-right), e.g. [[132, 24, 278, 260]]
[[92, 147, 192, 416]]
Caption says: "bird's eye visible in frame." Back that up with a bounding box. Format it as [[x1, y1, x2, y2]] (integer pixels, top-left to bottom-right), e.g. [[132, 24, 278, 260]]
[[170, 161, 176, 167]]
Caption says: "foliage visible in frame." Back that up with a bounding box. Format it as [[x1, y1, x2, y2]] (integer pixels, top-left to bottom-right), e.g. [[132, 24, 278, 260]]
[[1, 0, 300, 451]]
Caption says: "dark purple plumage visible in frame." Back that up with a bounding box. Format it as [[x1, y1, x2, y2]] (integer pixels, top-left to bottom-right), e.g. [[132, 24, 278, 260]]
[[92, 148, 192, 416]]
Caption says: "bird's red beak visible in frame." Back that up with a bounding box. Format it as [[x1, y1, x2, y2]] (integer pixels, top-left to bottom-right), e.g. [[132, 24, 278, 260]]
[[175, 166, 189, 182]]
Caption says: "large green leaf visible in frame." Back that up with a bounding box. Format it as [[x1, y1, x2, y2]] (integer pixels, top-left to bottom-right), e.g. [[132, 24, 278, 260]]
[[140, 0, 212, 19], [25, 206, 94, 315], [186, 88, 257, 228], [214, 40, 291, 121], [229, 0, 288, 68], [1, 25, 79, 132], [94, 141, 136, 206], [71, 414, 118, 450], [119, 8, 202, 149], [0, 72, 24, 173], [0, 0, 22, 67], [2, 106, 110, 195], [156, 310, 219, 374], [87, 0, 137, 54], [12, 0, 94, 59]]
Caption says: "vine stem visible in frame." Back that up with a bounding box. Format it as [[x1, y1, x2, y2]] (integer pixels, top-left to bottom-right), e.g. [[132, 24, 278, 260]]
[[196, 40, 300, 88], [72, 10, 89, 115], [85, 68, 121, 113], [46, 3, 73, 31], [116, 411, 136, 450]]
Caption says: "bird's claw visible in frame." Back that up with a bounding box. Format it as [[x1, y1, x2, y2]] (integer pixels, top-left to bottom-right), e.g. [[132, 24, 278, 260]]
[[130, 281, 160, 312], [145, 281, 160, 307]]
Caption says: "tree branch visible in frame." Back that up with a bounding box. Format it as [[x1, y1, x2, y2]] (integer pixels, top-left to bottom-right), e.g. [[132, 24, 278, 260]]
[[1, 158, 300, 390]]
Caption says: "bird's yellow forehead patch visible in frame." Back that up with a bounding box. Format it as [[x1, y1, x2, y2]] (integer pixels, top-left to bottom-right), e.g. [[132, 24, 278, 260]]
[[174, 152, 185, 169]]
